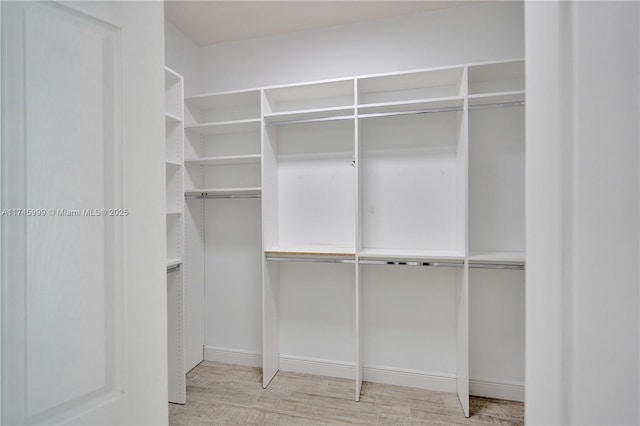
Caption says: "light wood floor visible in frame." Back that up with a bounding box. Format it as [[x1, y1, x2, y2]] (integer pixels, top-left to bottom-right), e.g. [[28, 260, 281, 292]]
[[169, 361, 524, 425]]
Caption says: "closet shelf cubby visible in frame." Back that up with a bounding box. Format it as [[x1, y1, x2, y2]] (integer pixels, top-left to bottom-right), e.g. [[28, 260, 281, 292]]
[[184, 154, 261, 166]]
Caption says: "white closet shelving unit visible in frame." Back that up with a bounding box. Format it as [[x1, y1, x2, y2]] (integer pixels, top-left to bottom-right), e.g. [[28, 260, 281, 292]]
[[183, 88, 263, 375], [181, 58, 525, 417], [165, 66, 186, 404]]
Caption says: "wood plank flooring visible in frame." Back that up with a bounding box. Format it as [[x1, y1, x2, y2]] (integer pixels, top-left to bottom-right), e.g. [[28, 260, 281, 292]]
[[169, 361, 524, 425]]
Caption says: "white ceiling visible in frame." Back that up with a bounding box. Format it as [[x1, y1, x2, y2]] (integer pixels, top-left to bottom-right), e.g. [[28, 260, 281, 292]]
[[165, 1, 481, 46]]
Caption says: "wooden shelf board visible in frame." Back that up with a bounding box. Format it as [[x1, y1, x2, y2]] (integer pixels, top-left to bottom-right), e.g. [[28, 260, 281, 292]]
[[265, 246, 356, 258], [184, 154, 261, 166]]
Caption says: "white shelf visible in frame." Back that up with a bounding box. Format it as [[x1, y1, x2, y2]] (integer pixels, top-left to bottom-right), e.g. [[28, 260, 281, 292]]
[[185, 89, 261, 110], [166, 159, 182, 167], [264, 106, 354, 124], [167, 258, 182, 268], [358, 67, 464, 104], [184, 154, 261, 166], [185, 187, 262, 197], [264, 78, 354, 115], [166, 209, 182, 215], [184, 119, 260, 135], [358, 96, 463, 116], [165, 66, 182, 81], [265, 246, 356, 258], [468, 60, 524, 95], [165, 112, 182, 122], [468, 251, 525, 265], [359, 248, 465, 262], [468, 90, 525, 107]]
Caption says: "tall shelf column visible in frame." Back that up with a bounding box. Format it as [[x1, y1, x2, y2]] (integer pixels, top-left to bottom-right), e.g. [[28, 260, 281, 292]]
[[165, 65, 186, 404]]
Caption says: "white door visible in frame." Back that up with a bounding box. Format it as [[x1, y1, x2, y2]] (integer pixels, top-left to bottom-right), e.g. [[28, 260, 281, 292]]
[[1, 1, 168, 424]]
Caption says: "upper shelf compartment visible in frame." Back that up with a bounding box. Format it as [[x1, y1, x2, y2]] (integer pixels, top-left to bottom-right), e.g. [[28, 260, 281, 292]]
[[184, 89, 261, 125], [263, 79, 355, 123], [165, 66, 183, 120], [468, 60, 524, 97], [357, 67, 465, 115]]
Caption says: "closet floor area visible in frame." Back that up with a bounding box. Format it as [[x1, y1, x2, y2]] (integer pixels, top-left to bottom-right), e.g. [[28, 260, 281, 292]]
[[169, 362, 524, 425]]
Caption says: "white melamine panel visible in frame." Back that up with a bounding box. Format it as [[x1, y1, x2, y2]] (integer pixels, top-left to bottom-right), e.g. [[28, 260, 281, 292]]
[[184, 199, 205, 372], [468, 60, 524, 95], [202, 130, 261, 157], [185, 90, 260, 124], [166, 163, 183, 213], [358, 97, 462, 116], [469, 269, 524, 388], [166, 268, 185, 403], [358, 67, 464, 105], [362, 265, 456, 373], [204, 199, 262, 353], [274, 120, 356, 249], [262, 260, 279, 387], [166, 214, 181, 260], [456, 266, 469, 416], [279, 262, 356, 362], [185, 154, 261, 166], [469, 106, 524, 256], [264, 79, 354, 114], [360, 112, 461, 252], [185, 119, 260, 136], [165, 69, 183, 119], [2, 1, 166, 423], [166, 119, 183, 164], [203, 163, 261, 190]]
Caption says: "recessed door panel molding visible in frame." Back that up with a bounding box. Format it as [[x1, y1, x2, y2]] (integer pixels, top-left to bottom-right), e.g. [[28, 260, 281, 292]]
[[2, 1, 124, 423]]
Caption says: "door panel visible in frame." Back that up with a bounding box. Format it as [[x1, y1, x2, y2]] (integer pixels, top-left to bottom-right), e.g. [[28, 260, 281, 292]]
[[1, 1, 166, 424]]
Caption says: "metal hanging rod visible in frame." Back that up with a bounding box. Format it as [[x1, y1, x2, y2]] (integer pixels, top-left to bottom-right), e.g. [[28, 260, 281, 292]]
[[358, 105, 463, 119], [185, 193, 262, 200], [266, 256, 356, 264], [469, 263, 525, 270], [167, 264, 180, 273], [359, 259, 464, 268], [265, 115, 355, 126], [468, 100, 525, 110]]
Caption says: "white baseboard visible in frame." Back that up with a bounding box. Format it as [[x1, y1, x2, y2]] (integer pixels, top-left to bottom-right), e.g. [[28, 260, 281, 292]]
[[203, 346, 262, 368], [202, 347, 523, 402], [363, 365, 456, 393], [469, 378, 524, 402], [278, 354, 355, 379]]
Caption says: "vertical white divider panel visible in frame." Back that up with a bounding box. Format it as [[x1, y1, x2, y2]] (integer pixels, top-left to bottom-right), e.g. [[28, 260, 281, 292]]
[[262, 90, 280, 387], [165, 66, 186, 405], [354, 78, 363, 402], [456, 67, 470, 417]]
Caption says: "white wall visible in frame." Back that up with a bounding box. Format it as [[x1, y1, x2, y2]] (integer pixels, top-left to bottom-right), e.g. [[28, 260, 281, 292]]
[[200, 2, 524, 92], [526, 1, 639, 424], [165, 20, 200, 96]]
